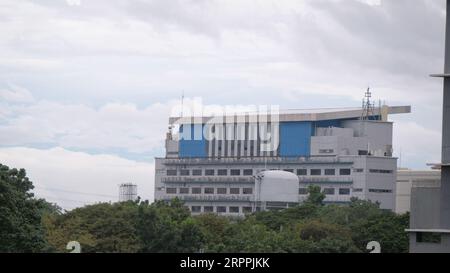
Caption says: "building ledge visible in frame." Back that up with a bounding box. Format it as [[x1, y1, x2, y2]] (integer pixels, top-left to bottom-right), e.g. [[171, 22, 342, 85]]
[[406, 229, 450, 234], [430, 73, 450, 78]]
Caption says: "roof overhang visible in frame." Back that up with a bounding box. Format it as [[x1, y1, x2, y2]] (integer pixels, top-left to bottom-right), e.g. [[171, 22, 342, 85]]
[[169, 105, 411, 125]]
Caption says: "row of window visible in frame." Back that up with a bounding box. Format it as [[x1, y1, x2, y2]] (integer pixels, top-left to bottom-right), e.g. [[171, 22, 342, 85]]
[[297, 188, 391, 195], [167, 186, 363, 196], [166, 187, 253, 195], [368, 189, 393, 193], [167, 186, 391, 195], [299, 187, 351, 196], [369, 169, 394, 174], [287, 168, 351, 176], [166, 168, 354, 177], [167, 169, 254, 176], [190, 205, 253, 214]]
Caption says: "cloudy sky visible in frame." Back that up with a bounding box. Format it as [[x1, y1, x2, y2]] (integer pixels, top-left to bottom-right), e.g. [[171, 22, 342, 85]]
[[0, 0, 446, 210]]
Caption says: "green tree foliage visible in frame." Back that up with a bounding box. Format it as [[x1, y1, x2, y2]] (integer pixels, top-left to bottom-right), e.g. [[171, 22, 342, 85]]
[[0, 163, 51, 252], [136, 199, 204, 253], [43, 201, 141, 253], [1, 163, 410, 253], [305, 185, 326, 206]]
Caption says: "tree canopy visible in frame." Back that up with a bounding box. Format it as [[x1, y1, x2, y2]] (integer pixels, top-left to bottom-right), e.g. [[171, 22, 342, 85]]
[[1, 163, 409, 253]]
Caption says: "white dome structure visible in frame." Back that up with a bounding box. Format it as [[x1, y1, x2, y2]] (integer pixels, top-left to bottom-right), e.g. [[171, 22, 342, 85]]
[[255, 170, 299, 204]]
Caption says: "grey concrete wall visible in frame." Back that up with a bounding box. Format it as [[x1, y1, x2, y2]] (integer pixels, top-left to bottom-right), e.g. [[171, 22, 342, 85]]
[[342, 120, 393, 157], [410, 233, 450, 253], [410, 187, 441, 229]]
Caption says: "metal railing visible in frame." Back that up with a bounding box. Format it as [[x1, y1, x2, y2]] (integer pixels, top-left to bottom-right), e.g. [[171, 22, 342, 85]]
[[161, 194, 252, 202], [161, 176, 254, 184], [298, 177, 353, 184], [160, 157, 354, 166]]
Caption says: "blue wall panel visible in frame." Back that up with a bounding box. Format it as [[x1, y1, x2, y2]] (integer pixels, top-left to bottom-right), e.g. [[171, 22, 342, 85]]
[[279, 122, 313, 157], [179, 124, 207, 158]]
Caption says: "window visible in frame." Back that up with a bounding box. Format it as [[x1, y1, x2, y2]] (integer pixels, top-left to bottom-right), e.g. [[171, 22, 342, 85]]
[[369, 169, 393, 174], [243, 188, 253, 195], [358, 150, 368, 156], [323, 188, 335, 195], [242, 207, 253, 214], [325, 169, 335, 176], [319, 149, 334, 154], [353, 188, 363, 193], [217, 188, 227, 194], [204, 188, 214, 194], [339, 169, 351, 176], [166, 169, 177, 176], [354, 168, 364, 173], [218, 169, 228, 176], [191, 206, 201, 213], [217, 206, 227, 213], [417, 232, 442, 244], [192, 169, 202, 176], [180, 169, 190, 176], [299, 188, 308, 195], [310, 169, 321, 176], [204, 206, 214, 213], [230, 188, 240, 194], [229, 207, 240, 213], [284, 169, 294, 173], [297, 169, 307, 176], [369, 189, 393, 193], [179, 188, 189, 194], [230, 169, 241, 176], [243, 169, 253, 176], [192, 188, 202, 194], [166, 188, 177, 194], [205, 169, 215, 176], [339, 188, 351, 195]]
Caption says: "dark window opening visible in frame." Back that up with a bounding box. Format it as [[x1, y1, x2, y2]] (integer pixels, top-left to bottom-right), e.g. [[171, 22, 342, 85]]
[[417, 232, 442, 244], [230, 169, 241, 176], [166, 170, 177, 176], [340, 169, 351, 176]]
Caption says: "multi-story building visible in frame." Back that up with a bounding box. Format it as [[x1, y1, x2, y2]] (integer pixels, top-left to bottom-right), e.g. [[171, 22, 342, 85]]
[[407, 0, 450, 253], [395, 169, 441, 214], [154, 105, 410, 215]]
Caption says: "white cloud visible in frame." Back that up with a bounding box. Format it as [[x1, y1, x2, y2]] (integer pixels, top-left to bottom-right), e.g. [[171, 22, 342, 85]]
[[0, 97, 176, 155], [0, 0, 446, 172], [0, 84, 34, 103], [393, 120, 442, 168], [0, 147, 154, 210]]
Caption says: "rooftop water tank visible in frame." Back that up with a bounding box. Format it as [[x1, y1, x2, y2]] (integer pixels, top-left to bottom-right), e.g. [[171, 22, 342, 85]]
[[256, 170, 299, 203]]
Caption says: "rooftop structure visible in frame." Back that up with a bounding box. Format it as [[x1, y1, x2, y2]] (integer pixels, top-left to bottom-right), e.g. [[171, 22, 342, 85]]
[[119, 183, 138, 202]]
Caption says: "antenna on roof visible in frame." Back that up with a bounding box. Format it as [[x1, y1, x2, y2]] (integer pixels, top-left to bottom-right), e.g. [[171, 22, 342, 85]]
[[361, 87, 375, 120], [181, 91, 184, 118]]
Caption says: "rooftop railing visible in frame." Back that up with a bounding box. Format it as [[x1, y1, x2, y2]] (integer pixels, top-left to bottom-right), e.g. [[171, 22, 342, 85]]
[[160, 157, 354, 166]]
